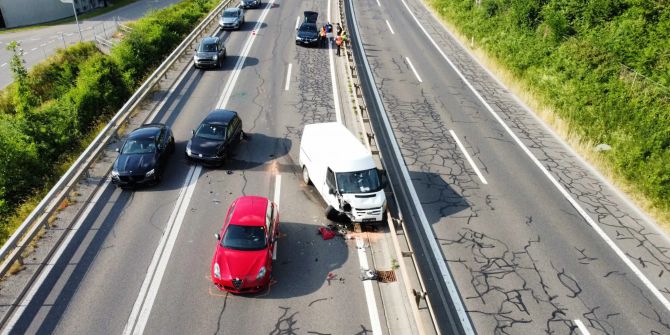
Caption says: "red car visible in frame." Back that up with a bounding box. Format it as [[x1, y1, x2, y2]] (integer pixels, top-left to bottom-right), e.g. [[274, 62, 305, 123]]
[[212, 196, 279, 293]]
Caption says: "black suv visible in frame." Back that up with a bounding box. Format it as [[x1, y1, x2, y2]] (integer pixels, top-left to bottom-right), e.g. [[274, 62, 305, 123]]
[[186, 110, 244, 165], [111, 123, 175, 188], [194, 36, 227, 69], [240, 0, 261, 9], [296, 11, 319, 46]]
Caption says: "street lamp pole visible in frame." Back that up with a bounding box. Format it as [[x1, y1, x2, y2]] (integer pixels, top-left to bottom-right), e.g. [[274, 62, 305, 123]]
[[60, 0, 83, 42]]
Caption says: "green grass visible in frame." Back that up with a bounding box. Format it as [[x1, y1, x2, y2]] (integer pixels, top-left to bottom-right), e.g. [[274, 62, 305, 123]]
[[0, 0, 140, 34]]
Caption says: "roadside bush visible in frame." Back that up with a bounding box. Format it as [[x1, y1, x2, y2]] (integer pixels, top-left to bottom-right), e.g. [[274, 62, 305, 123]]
[[429, 0, 670, 212]]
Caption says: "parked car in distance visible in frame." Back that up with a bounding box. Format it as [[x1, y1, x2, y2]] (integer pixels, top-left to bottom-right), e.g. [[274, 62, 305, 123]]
[[194, 36, 226, 69], [239, 0, 261, 9], [219, 7, 244, 30], [211, 196, 279, 293], [296, 11, 319, 46], [111, 123, 175, 188], [185, 109, 244, 165]]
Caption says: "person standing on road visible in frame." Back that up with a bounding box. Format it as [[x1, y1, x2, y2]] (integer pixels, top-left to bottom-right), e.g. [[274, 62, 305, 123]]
[[326, 22, 333, 43], [320, 25, 327, 47], [336, 23, 342, 36], [335, 34, 343, 56]]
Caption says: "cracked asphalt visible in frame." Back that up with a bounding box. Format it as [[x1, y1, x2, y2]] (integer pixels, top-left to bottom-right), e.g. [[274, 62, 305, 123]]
[[353, 0, 670, 333], [3, 0, 396, 334]]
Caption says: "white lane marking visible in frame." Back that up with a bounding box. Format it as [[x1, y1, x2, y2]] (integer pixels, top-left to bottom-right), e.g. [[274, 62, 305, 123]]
[[295, 16, 300, 30], [284, 63, 292, 91], [216, 0, 274, 109], [123, 165, 201, 335], [1, 180, 112, 335], [273, 175, 281, 260], [327, 0, 342, 123], [385, 20, 395, 34], [376, 0, 381, 7], [574, 319, 591, 335], [30, 47, 37, 51], [347, 4, 476, 333], [0, 63, 6, 67], [449, 130, 487, 184], [356, 238, 383, 334], [399, 0, 670, 313], [405, 56, 422, 83]]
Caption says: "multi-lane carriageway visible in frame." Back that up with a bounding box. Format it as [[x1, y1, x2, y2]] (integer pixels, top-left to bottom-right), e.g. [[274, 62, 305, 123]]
[[3, 0, 670, 334]]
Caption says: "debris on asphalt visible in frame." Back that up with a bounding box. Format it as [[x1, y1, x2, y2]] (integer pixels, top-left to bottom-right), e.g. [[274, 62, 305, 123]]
[[318, 226, 336, 240], [226, 170, 233, 175], [360, 269, 377, 281]]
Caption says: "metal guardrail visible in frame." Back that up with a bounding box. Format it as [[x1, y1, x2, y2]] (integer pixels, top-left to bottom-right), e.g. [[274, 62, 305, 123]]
[[0, 0, 232, 280], [343, 0, 473, 334]]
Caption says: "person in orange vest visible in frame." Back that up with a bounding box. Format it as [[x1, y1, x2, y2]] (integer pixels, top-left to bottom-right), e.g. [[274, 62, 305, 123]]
[[335, 34, 343, 56], [320, 26, 327, 48]]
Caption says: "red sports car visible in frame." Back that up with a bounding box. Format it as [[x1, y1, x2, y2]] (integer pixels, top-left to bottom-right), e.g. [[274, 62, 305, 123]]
[[211, 196, 279, 293]]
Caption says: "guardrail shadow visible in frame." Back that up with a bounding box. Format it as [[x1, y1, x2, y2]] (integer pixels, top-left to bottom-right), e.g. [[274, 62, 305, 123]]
[[8, 185, 131, 334], [407, 170, 469, 224]]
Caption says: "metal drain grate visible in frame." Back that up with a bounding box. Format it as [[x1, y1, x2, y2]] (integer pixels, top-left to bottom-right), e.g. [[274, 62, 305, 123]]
[[376, 270, 397, 283]]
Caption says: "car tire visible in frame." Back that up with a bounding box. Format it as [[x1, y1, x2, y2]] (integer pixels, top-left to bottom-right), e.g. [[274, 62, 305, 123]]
[[302, 166, 311, 185], [325, 206, 339, 221]]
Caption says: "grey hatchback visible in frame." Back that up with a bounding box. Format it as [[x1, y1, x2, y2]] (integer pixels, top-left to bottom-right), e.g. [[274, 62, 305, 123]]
[[194, 36, 227, 69], [219, 8, 245, 30]]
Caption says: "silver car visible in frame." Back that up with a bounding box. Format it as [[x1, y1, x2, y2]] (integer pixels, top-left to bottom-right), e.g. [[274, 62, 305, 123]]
[[219, 8, 245, 30]]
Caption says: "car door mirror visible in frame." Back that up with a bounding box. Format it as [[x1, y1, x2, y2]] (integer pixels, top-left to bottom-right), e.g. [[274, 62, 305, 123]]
[[191, 129, 195, 136], [215, 233, 221, 241]]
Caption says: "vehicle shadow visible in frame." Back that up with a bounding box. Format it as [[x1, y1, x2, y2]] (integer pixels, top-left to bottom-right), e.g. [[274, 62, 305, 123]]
[[219, 55, 260, 71], [204, 132, 292, 172], [236, 21, 268, 32]]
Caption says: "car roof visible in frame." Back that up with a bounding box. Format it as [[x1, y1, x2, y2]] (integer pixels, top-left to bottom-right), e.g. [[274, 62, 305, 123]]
[[304, 11, 318, 23], [201, 36, 218, 44], [129, 125, 162, 139], [230, 196, 269, 227], [203, 109, 237, 126]]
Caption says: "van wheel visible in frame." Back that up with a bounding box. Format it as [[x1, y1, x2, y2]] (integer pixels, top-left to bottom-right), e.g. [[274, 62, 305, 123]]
[[302, 166, 311, 185], [325, 206, 339, 221]]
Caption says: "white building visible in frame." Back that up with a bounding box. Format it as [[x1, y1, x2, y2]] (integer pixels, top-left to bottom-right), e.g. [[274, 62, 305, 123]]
[[0, 0, 106, 29]]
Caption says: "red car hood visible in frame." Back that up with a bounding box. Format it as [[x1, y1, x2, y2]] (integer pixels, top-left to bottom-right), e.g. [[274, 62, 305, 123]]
[[213, 246, 269, 279]]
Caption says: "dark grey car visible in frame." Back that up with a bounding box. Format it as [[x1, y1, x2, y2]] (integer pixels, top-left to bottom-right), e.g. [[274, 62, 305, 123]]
[[240, 0, 261, 9], [185, 110, 245, 165], [194, 36, 227, 69]]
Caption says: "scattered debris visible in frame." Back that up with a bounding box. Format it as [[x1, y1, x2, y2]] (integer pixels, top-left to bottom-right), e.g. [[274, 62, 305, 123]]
[[226, 170, 234, 175], [376, 270, 397, 283], [318, 227, 336, 240], [360, 269, 377, 281]]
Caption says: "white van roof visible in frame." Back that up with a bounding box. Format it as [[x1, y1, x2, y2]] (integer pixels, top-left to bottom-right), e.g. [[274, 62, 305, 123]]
[[302, 122, 376, 173]]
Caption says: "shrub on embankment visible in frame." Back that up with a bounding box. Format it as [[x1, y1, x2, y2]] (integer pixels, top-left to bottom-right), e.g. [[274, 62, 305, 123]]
[[0, 0, 218, 241], [428, 0, 670, 218]]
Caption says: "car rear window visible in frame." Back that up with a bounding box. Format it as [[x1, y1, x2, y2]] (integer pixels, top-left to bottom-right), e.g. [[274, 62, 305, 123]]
[[222, 224, 267, 251]]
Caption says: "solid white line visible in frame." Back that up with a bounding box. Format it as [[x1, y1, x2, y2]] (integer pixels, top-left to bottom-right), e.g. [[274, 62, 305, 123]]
[[399, 0, 670, 313], [327, 0, 342, 123], [284, 63, 292, 91], [574, 319, 591, 335], [385, 20, 395, 34], [2, 180, 112, 335], [376, 0, 381, 7], [347, 4, 476, 334], [449, 130, 487, 184], [123, 165, 201, 335], [356, 238, 383, 334], [295, 16, 300, 30], [405, 57, 422, 83], [30, 47, 37, 51], [216, 0, 274, 109], [0, 63, 6, 67]]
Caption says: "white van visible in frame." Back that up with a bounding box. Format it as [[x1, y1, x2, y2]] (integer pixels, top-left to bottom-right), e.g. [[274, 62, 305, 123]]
[[299, 122, 386, 222]]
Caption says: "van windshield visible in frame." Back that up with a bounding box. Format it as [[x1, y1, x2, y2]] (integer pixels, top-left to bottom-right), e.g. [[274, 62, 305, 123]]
[[336, 169, 381, 194]]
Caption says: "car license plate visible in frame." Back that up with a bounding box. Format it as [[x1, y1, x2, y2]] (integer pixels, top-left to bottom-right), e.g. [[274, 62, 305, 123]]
[[362, 218, 376, 223]]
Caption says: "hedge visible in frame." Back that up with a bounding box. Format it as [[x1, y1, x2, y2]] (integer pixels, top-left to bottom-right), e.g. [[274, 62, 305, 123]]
[[429, 0, 670, 213], [0, 0, 218, 242]]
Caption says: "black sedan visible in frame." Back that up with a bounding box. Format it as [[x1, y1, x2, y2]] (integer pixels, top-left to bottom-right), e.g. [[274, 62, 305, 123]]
[[111, 123, 175, 188], [185, 110, 244, 165], [239, 0, 261, 9], [296, 11, 319, 46]]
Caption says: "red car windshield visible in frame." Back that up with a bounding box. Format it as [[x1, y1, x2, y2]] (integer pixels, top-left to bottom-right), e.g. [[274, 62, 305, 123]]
[[221, 224, 267, 251]]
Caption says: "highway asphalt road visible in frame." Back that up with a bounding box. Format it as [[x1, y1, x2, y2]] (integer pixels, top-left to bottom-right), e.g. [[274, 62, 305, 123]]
[[353, 0, 670, 334], [0, 0, 183, 88], [4, 0, 395, 334]]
